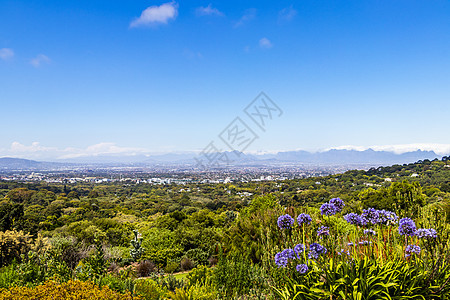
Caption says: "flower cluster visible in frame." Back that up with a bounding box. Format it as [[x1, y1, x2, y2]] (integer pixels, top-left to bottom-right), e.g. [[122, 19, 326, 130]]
[[274, 248, 296, 267], [309, 243, 327, 259], [277, 214, 295, 230], [294, 243, 305, 258], [415, 228, 437, 239], [320, 203, 337, 216], [297, 213, 312, 226], [329, 198, 345, 212], [398, 218, 417, 236], [317, 226, 330, 238], [320, 198, 345, 216], [343, 213, 366, 226], [296, 264, 309, 274], [343, 208, 397, 227], [405, 244, 421, 257], [362, 208, 381, 225], [378, 210, 399, 225]]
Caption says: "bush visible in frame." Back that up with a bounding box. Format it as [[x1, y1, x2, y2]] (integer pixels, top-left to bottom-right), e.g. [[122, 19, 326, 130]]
[[134, 279, 167, 300], [0, 230, 33, 267], [184, 248, 209, 266], [164, 261, 179, 274], [0, 264, 19, 289], [48, 235, 86, 269], [213, 255, 267, 298], [0, 279, 140, 300], [136, 260, 156, 277], [157, 275, 184, 292], [180, 257, 194, 271], [186, 265, 211, 287], [169, 283, 217, 300]]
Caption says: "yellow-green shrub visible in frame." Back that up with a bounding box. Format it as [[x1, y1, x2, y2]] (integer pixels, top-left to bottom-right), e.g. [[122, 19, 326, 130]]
[[0, 230, 33, 267], [0, 279, 141, 300]]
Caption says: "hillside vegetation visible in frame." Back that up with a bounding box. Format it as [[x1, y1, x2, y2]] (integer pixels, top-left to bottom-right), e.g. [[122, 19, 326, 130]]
[[1, 157, 450, 299]]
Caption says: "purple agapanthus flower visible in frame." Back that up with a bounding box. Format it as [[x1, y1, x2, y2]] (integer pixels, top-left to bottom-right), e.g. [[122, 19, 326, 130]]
[[317, 226, 330, 238], [309, 243, 327, 259], [415, 228, 437, 239], [320, 203, 336, 216], [274, 248, 296, 267], [362, 208, 381, 225], [294, 243, 305, 258], [296, 264, 309, 274], [344, 213, 366, 226], [398, 218, 417, 236], [405, 244, 421, 257], [277, 214, 295, 230], [297, 213, 312, 226], [378, 210, 398, 225], [329, 198, 345, 212]]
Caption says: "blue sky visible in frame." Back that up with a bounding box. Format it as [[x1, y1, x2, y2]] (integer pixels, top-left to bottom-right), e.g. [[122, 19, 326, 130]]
[[1, 0, 450, 159]]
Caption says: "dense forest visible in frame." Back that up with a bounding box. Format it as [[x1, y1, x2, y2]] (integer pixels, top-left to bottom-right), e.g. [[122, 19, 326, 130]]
[[1, 157, 450, 299]]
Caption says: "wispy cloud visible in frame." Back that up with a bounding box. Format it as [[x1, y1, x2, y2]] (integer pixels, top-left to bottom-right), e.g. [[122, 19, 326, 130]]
[[259, 37, 273, 49], [0, 48, 14, 61], [2, 141, 148, 160], [278, 5, 297, 22], [130, 2, 178, 28], [196, 4, 223, 16], [30, 54, 50, 67], [234, 8, 256, 28], [60, 142, 147, 159]]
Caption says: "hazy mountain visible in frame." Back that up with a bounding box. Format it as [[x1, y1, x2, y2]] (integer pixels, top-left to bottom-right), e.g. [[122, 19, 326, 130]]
[[0, 149, 443, 170], [268, 149, 440, 165], [0, 157, 66, 170]]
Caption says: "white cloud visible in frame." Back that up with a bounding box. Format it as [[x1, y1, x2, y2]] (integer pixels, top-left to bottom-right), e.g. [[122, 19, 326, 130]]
[[130, 2, 178, 28], [30, 54, 50, 67], [60, 142, 147, 159], [234, 8, 256, 28], [259, 37, 273, 49], [196, 4, 223, 16], [1, 142, 148, 161], [279, 5, 297, 22], [0, 48, 14, 61], [326, 144, 450, 156], [10, 141, 55, 153]]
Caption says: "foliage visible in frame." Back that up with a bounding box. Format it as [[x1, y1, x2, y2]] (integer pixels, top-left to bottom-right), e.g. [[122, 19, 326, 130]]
[[0, 230, 32, 267], [186, 265, 212, 287], [0, 279, 140, 300], [136, 260, 156, 278], [168, 282, 217, 300], [213, 254, 268, 298], [130, 230, 144, 262]]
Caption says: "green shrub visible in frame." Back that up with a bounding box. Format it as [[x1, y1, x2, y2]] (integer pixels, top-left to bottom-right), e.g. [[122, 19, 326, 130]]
[[164, 260, 179, 274], [169, 283, 217, 300], [186, 265, 211, 287], [134, 279, 167, 300], [213, 255, 267, 298], [0, 230, 33, 267]]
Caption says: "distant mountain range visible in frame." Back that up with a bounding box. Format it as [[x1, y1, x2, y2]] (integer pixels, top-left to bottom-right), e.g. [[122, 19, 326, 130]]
[[0, 149, 443, 171]]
